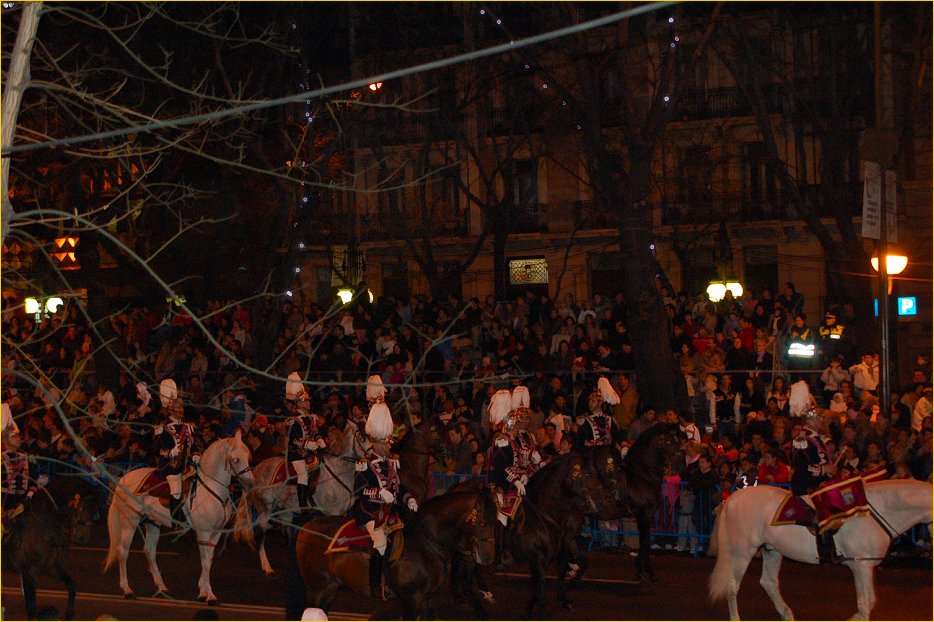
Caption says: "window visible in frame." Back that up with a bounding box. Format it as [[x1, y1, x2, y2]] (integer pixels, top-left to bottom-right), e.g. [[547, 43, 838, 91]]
[[744, 142, 778, 217], [679, 146, 713, 208], [514, 159, 538, 208]]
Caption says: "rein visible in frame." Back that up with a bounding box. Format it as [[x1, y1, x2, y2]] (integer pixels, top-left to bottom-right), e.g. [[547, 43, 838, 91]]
[[320, 455, 355, 496]]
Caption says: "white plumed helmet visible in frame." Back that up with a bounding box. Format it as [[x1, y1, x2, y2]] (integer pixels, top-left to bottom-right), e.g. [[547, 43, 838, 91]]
[[597, 376, 620, 405], [488, 389, 513, 428], [285, 372, 305, 401], [366, 375, 385, 402], [511, 385, 530, 411], [365, 401, 394, 441], [159, 378, 178, 408]]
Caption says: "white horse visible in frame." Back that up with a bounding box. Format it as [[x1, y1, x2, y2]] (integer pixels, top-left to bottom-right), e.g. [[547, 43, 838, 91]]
[[233, 424, 360, 575], [708, 479, 933, 620], [103, 432, 255, 604]]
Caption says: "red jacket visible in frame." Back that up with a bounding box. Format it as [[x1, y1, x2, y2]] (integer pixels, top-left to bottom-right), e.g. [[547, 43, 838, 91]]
[[757, 460, 790, 485]]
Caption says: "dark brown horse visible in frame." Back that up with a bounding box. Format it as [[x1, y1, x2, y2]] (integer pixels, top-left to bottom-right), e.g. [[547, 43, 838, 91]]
[[2, 476, 98, 620], [589, 421, 683, 584], [393, 422, 438, 505], [502, 452, 607, 619], [295, 482, 497, 619]]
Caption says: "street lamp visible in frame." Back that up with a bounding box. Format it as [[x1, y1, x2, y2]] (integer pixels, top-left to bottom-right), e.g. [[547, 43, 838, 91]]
[[870, 247, 908, 276], [706, 280, 744, 303], [871, 244, 909, 423]]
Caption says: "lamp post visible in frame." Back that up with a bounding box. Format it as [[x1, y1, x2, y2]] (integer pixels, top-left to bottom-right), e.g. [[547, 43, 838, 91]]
[[871, 246, 908, 418]]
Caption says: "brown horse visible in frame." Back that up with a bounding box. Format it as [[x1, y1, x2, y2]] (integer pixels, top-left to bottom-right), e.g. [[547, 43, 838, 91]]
[[588, 422, 683, 583], [295, 481, 497, 619], [2, 476, 98, 620]]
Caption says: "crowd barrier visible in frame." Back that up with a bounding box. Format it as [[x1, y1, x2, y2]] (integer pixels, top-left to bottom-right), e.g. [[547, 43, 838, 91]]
[[429, 472, 930, 556]]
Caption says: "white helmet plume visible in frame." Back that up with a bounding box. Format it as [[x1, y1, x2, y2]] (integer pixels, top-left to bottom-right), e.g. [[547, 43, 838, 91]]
[[488, 389, 513, 427], [159, 378, 178, 408], [511, 385, 530, 411], [366, 375, 386, 401], [598, 376, 620, 405], [788, 380, 813, 418], [365, 401, 394, 441], [285, 372, 304, 400]]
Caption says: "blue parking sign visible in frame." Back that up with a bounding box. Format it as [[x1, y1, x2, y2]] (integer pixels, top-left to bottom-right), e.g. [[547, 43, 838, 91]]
[[898, 296, 917, 316]]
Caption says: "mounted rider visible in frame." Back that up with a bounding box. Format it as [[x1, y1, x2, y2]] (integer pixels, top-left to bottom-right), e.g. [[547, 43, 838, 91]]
[[575, 377, 624, 500], [789, 409, 841, 564], [351, 395, 418, 599], [2, 402, 38, 520], [152, 378, 200, 522], [285, 372, 326, 511]]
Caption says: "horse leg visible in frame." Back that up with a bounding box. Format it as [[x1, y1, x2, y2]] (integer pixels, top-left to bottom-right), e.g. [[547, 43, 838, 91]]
[[635, 509, 655, 583], [56, 566, 77, 620], [114, 516, 138, 598], [21, 570, 38, 620], [195, 529, 222, 606], [848, 562, 877, 620], [143, 521, 169, 594], [526, 558, 548, 620], [759, 547, 793, 620], [257, 522, 273, 575]]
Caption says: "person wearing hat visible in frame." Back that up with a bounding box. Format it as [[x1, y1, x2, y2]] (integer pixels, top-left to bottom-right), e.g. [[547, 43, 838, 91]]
[[351, 396, 417, 600], [575, 377, 625, 500], [789, 409, 840, 564], [817, 310, 848, 368], [152, 378, 200, 522], [2, 402, 39, 519], [485, 388, 528, 568], [284, 372, 326, 511]]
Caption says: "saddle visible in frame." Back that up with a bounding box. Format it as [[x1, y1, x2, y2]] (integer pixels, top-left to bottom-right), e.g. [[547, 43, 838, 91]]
[[771, 475, 870, 535], [271, 455, 321, 485], [324, 516, 404, 555], [134, 467, 196, 503], [492, 488, 523, 519]]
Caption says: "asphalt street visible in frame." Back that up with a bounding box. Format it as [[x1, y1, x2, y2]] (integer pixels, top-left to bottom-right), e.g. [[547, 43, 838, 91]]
[[1, 522, 931, 620]]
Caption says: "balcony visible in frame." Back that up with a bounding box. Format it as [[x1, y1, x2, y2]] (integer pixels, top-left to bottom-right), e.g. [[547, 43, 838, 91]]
[[675, 84, 783, 121]]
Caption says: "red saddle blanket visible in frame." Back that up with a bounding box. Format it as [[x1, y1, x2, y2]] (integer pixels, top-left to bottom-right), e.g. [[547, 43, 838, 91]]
[[325, 516, 403, 555], [771, 493, 815, 527], [494, 491, 523, 519], [270, 455, 320, 485], [134, 470, 171, 499], [811, 475, 870, 534]]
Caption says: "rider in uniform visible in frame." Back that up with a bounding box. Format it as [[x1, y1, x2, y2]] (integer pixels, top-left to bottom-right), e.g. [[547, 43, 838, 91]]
[[153, 378, 200, 522], [575, 377, 624, 500], [350, 396, 418, 599], [285, 372, 326, 511], [2, 402, 38, 519], [789, 409, 841, 563]]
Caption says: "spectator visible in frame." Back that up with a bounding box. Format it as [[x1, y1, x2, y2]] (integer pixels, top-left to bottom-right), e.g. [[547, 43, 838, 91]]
[[911, 386, 933, 433], [849, 352, 880, 397]]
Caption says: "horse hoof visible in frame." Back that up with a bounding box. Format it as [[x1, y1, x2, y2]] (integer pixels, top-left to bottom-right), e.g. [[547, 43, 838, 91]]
[[123, 592, 136, 600], [197, 595, 207, 603], [207, 598, 219, 607]]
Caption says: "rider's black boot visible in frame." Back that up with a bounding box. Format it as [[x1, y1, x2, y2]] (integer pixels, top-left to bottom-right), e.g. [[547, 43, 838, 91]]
[[168, 496, 184, 524], [495, 521, 513, 570], [817, 530, 843, 564], [369, 550, 385, 600], [296, 483, 309, 510]]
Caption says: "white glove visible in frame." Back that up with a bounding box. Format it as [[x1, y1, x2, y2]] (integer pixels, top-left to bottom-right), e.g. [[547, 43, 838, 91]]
[[514, 480, 526, 496], [519, 474, 529, 486], [303, 439, 316, 452], [379, 489, 395, 504], [191, 454, 200, 465], [407, 498, 418, 512], [317, 438, 327, 450], [531, 451, 542, 465], [170, 447, 179, 458]]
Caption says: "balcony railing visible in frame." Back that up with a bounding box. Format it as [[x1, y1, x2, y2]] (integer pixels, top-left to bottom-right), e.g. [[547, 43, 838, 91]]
[[675, 84, 784, 121]]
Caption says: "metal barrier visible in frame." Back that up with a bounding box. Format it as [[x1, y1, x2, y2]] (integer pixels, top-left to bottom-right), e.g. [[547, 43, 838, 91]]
[[430, 472, 929, 556]]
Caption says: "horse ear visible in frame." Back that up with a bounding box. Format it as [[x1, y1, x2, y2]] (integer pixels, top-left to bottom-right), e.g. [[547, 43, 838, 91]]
[[235, 428, 242, 441]]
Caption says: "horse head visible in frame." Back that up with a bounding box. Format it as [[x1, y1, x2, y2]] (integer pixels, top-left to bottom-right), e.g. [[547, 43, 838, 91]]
[[223, 430, 255, 490], [627, 422, 683, 474], [528, 453, 606, 516], [65, 481, 97, 545], [461, 484, 498, 566]]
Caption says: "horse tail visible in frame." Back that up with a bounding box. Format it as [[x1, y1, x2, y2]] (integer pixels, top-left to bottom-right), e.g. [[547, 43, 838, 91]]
[[102, 495, 121, 573], [232, 490, 255, 548], [707, 500, 731, 603]]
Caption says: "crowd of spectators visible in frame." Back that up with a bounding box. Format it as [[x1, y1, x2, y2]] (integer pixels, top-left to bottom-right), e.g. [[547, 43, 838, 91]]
[[2, 279, 932, 550]]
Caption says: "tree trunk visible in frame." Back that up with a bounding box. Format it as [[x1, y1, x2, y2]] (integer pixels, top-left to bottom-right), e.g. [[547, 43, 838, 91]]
[[1, 1, 43, 244]]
